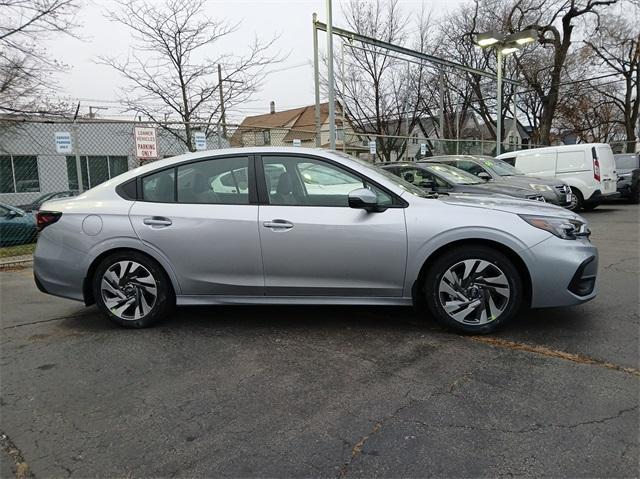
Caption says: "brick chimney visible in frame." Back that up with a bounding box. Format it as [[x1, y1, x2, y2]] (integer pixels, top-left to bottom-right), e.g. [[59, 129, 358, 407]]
[[270, 101, 275, 114]]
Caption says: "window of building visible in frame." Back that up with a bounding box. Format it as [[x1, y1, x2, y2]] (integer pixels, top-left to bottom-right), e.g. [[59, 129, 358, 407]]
[[262, 130, 271, 145], [66, 156, 129, 190], [0, 155, 40, 193], [177, 156, 250, 204], [412, 133, 418, 144]]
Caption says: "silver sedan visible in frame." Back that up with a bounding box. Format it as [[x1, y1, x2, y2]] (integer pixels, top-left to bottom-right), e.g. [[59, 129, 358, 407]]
[[33, 148, 598, 333]]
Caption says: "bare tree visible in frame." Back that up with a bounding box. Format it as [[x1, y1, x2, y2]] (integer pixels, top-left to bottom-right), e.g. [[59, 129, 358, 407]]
[[506, 0, 619, 144], [584, 12, 639, 152], [99, 0, 284, 151], [0, 0, 79, 115], [331, 0, 422, 161]]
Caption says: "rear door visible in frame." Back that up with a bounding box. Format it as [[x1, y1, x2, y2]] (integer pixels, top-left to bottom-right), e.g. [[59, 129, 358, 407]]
[[256, 154, 407, 297], [594, 145, 617, 195], [129, 155, 263, 295]]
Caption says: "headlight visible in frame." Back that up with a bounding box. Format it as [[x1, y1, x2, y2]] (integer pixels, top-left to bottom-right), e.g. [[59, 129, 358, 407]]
[[528, 183, 552, 192], [519, 214, 590, 240]]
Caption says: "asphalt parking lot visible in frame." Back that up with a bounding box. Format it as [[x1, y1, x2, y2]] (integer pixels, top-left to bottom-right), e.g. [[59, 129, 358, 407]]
[[1, 203, 638, 478]]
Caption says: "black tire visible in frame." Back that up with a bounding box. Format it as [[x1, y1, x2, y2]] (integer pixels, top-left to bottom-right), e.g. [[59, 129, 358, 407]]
[[567, 187, 583, 212], [93, 250, 174, 328], [423, 246, 523, 334], [630, 187, 640, 204]]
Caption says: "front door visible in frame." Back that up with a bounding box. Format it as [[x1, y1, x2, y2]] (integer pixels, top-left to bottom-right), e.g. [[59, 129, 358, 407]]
[[257, 154, 407, 297], [129, 155, 263, 295]]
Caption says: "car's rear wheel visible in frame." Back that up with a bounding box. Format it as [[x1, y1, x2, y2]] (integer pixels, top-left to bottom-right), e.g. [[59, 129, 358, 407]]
[[93, 251, 174, 328], [567, 187, 583, 211], [424, 246, 523, 334]]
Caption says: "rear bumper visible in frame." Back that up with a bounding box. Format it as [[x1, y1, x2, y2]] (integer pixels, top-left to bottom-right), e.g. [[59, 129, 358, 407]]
[[585, 189, 619, 204], [526, 236, 598, 308]]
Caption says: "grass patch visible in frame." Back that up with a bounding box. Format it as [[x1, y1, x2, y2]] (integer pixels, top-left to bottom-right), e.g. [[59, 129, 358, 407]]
[[0, 242, 35, 259]]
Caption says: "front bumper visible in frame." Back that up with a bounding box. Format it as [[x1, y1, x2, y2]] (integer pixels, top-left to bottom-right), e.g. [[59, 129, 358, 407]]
[[525, 236, 598, 308]]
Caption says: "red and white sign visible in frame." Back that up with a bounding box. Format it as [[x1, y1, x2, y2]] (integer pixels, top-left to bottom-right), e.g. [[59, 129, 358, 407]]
[[134, 127, 158, 160]]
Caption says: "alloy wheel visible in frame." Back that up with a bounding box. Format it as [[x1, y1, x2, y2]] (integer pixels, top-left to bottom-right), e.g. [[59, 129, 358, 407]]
[[100, 261, 158, 320], [438, 259, 511, 325]]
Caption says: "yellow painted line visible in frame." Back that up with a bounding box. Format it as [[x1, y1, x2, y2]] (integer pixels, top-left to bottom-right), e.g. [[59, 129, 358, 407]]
[[469, 336, 640, 377]]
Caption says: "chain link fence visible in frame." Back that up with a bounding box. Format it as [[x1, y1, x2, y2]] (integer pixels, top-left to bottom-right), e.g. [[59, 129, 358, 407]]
[[0, 117, 636, 260]]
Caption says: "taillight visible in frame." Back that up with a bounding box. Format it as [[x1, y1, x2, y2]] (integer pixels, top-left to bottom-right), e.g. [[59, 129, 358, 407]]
[[36, 211, 62, 232], [592, 147, 601, 182]]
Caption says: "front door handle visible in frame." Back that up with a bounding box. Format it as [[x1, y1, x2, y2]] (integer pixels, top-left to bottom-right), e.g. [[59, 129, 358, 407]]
[[263, 219, 294, 230], [143, 217, 172, 227]]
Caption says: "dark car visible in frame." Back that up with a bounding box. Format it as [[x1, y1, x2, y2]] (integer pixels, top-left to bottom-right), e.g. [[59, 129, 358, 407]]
[[613, 153, 639, 203], [0, 202, 37, 247], [379, 162, 547, 202], [423, 155, 572, 207], [16, 190, 78, 212]]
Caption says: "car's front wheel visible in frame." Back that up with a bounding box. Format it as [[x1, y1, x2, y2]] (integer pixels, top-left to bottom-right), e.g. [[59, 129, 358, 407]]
[[424, 246, 523, 334], [567, 187, 583, 211], [93, 251, 174, 328]]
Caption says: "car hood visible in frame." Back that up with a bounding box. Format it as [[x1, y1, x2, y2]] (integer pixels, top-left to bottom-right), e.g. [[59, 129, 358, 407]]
[[464, 182, 539, 196], [439, 193, 581, 219], [495, 175, 564, 187]]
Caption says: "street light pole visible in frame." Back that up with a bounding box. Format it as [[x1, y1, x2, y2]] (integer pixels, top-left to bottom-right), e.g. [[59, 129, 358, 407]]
[[496, 49, 503, 156], [326, 0, 336, 149]]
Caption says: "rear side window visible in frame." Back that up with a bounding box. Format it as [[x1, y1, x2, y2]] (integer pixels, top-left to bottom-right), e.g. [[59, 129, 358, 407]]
[[142, 169, 175, 202], [615, 155, 639, 170], [177, 156, 250, 204]]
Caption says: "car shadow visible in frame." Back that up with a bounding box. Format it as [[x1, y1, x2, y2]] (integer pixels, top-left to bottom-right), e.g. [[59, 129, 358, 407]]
[[58, 302, 591, 340]]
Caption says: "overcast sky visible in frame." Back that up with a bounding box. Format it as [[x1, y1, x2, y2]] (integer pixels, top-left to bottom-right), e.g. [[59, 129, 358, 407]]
[[47, 0, 465, 121]]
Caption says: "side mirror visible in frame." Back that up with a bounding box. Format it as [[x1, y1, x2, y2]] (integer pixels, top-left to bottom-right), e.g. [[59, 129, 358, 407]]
[[348, 188, 383, 212], [7, 209, 19, 219], [477, 172, 491, 181]]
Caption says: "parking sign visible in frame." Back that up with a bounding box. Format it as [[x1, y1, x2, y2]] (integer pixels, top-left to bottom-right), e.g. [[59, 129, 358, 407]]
[[134, 127, 158, 160], [420, 143, 426, 155], [55, 132, 72, 154], [369, 141, 376, 155], [194, 132, 207, 151]]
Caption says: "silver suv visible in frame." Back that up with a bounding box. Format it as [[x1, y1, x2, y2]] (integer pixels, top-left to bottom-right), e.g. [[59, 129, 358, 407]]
[[34, 148, 598, 334]]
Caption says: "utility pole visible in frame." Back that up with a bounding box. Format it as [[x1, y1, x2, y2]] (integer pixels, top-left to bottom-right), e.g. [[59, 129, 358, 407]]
[[313, 13, 321, 147], [496, 49, 503, 156], [217, 65, 244, 141], [218, 64, 227, 139], [326, 0, 336, 149], [439, 70, 445, 153]]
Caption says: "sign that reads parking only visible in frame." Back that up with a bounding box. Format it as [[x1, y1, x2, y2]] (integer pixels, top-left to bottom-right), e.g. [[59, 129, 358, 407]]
[[55, 132, 72, 154], [134, 127, 158, 160]]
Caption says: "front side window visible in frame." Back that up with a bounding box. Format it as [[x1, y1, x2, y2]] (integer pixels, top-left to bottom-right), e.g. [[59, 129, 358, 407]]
[[177, 156, 250, 204], [262, 156, 393, 207], [0, 155, 40, 193], [454, 160, 486, 177]]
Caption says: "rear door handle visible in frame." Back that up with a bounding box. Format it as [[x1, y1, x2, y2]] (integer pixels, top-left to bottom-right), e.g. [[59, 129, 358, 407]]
[[143, 217, 172, 227], [263, 219, 294, 230]]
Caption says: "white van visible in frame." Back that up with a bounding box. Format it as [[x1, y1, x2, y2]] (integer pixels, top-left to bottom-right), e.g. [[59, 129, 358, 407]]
[[496, 143, 618, 211]]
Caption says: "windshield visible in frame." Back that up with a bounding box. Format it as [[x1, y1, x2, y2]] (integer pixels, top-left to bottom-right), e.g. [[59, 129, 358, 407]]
[[482, 158, 524, 176], [330, 151, 429, 197], [425, 164, 484, 185]]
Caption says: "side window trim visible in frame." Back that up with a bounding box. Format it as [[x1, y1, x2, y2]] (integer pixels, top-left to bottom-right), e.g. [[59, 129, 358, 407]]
[[131, 154, 258, 204], [256, 153, 406, 208]]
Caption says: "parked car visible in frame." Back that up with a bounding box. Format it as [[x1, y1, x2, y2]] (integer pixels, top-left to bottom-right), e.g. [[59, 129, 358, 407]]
[[34, 147, 598, 334], [380, 162, 547, 202], [496, 144, 618, 211], [613, 153, 640, 203], [0, 202, 37, 247], [423, 155, 572, 207], [16, 190, 79, 212]]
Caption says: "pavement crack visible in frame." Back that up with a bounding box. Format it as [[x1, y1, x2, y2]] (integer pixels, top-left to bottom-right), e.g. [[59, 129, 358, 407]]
[[1, 431, 35, 478], [469, 336, 640, 377], [337, 397, 414, 478], [1, 314, 91, 331]]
